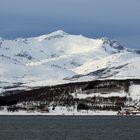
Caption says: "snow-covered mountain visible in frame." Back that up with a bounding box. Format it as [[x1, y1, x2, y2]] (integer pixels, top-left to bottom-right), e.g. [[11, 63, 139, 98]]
[[0, 30, 140, 94]]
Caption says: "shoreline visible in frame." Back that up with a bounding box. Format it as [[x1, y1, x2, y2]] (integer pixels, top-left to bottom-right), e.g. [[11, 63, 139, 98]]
[[0, 110, 117, 116]]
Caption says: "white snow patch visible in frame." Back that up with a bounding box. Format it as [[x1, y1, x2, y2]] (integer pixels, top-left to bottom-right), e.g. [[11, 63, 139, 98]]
[[71, 91, 127, 99], [129, 85, 140, 101]]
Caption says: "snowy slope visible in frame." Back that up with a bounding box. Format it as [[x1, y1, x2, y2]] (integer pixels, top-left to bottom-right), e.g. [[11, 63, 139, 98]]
[[0, 30, 140, 94]]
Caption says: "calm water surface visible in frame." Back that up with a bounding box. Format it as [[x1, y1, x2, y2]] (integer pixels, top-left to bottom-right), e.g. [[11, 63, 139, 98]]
[[0, 116, 140, 140]]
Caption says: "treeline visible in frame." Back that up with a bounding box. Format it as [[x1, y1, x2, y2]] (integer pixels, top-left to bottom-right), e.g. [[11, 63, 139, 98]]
[[0, 79, 139, 108]]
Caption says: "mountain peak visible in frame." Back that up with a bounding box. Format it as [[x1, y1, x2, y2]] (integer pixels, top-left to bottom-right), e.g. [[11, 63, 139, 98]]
[[37, 30, 68, 41], [49, 30, 68, 36], [100, 37, 124, 51]]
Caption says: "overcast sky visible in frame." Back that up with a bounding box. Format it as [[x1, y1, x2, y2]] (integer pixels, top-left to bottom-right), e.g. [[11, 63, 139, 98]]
[[0, 0, 140, 49]]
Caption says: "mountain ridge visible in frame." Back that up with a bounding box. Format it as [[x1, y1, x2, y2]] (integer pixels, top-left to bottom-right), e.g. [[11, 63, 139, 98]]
[[0, 30, 140, 94]]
